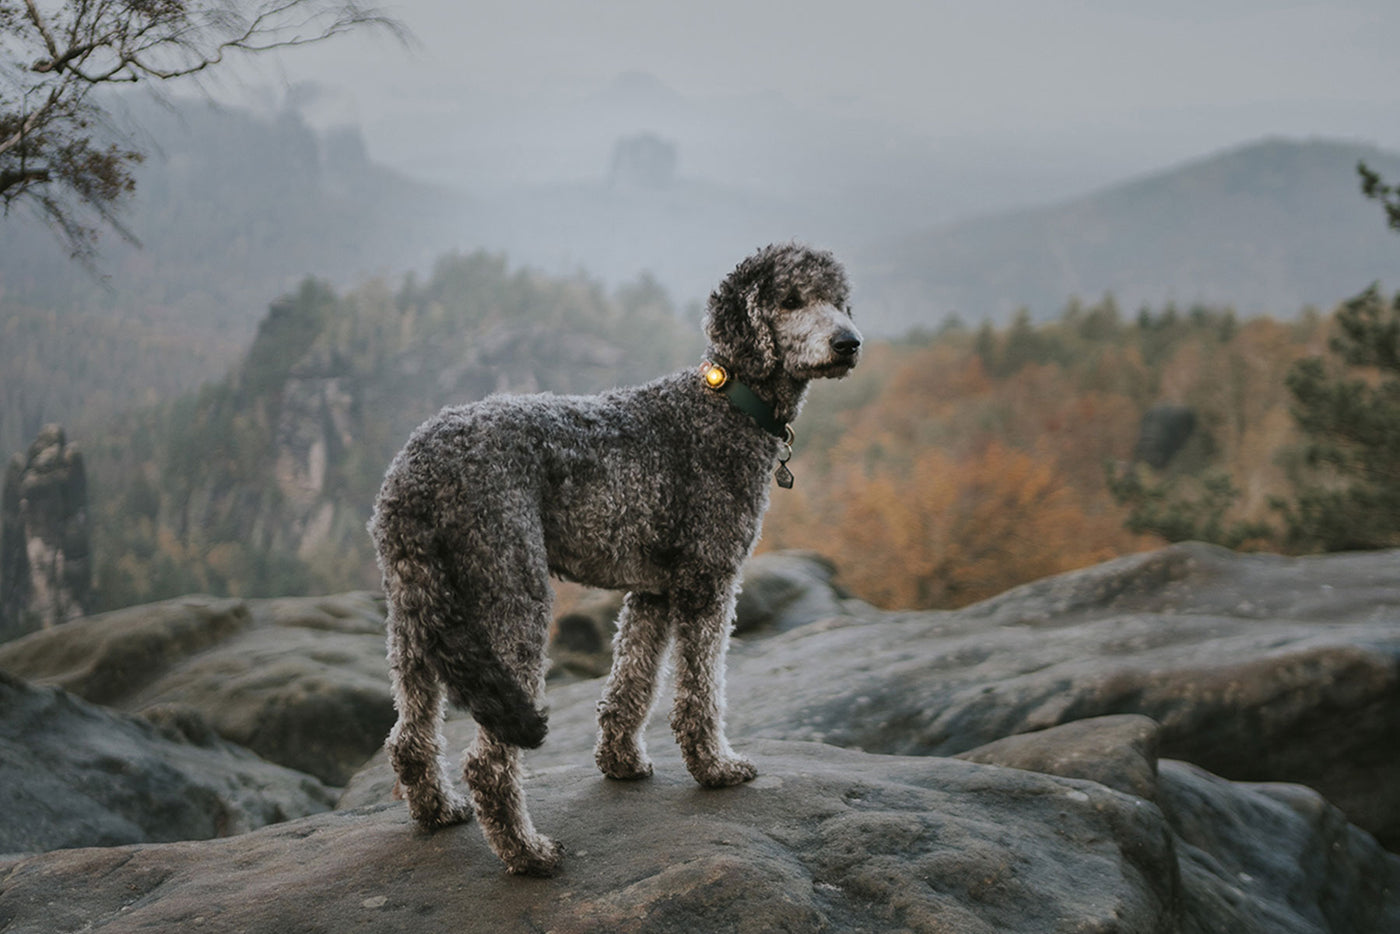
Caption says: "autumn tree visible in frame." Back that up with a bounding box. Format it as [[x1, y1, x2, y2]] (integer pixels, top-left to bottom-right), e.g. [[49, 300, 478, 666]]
[[1, 0, 398, 260], [766, 442, 1142, 610], [761, 319, 1153, 610]]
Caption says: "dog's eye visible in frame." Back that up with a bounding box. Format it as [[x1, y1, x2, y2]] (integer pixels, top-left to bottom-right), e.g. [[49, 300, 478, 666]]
[[780, 291, 804, 310]]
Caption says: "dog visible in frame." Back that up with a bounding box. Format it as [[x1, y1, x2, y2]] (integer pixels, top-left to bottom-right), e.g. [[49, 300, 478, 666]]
[[369, 243, 861, 874]]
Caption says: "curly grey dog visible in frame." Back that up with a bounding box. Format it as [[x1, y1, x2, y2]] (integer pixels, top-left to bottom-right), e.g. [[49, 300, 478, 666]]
[[369, 243, 861, 875]]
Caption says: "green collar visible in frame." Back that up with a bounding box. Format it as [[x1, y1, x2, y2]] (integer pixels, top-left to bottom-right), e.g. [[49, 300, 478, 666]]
[[700, 361, 797, 488], [700, 362, 789, 440]]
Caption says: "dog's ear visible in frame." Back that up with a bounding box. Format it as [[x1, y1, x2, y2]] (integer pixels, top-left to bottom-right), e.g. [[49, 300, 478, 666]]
[[705, 251, 779, 375], [741, 283, 780, 373], [705, 259, 744, 341]]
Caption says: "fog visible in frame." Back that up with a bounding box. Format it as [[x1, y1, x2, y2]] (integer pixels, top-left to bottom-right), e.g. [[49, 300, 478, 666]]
[[194, 0, 1400, 307], [231, 0, 1400, 181]]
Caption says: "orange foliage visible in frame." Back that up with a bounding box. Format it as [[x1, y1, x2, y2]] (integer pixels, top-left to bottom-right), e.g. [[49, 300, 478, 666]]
[[760, 309, 1323, 610], [766, 442, 1145, 609]]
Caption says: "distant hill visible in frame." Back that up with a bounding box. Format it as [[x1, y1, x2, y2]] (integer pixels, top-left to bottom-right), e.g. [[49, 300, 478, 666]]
[[856, 138, 1400, 333], [0, 95, 471, 458], [0, 94, 469, 327]]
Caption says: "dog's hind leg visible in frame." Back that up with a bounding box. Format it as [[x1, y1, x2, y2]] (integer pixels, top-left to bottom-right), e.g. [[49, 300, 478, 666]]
[[464, 724, 563, 876], [456, 558, 562, 876], [385, 609, 473, 829], [669, 580, 757, 788], [595, 591, 671, 779]]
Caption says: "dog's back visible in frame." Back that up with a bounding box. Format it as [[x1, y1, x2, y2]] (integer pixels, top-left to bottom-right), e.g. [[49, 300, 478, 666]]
[[377, 372, 775, 587]]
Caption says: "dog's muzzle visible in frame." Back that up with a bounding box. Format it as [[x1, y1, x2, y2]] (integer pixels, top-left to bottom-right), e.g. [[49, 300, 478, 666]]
[[831, 329, 861, 360]]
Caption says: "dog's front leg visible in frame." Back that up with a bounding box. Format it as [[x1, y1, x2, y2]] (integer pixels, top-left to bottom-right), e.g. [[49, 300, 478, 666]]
[[595, 592, 671, 779], [668, 583, 757, 788]]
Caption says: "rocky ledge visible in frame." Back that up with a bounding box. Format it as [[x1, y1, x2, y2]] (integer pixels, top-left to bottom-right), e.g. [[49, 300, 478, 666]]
[[1, 543, 1398, 932]]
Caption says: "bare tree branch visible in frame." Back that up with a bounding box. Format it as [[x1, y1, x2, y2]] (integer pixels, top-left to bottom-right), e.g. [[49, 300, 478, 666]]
[[0, 90, 60, 157], [2, 0, 404, 259], [21, 0, 65, 68]]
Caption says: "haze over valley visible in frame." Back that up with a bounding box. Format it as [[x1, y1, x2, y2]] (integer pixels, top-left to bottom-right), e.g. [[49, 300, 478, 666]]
[[3, 0, 1400, 568]]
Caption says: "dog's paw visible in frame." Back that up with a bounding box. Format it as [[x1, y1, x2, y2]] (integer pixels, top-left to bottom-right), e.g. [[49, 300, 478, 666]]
[[692, 755, 758, 789], [504, 835, 565, 877], [408, 791, 474, 830], [595, 740, 654, 780]]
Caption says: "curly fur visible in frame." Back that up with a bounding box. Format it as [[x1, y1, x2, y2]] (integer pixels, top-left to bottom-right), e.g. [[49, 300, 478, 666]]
[[369, 243, 861, 875]]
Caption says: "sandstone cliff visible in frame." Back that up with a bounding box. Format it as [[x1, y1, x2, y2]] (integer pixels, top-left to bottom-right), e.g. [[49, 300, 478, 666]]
[[0, 426, 91, 640]]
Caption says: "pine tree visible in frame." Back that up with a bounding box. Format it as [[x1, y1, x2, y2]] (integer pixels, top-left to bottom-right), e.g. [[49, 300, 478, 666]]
[[1274, 164, 1400, 550], [1276, 284, 1400, 549]]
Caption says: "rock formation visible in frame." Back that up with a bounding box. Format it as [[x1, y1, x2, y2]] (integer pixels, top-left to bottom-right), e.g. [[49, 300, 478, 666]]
[[608, 133, 678, 190], [724, 543, 1400, 850], [0, 670, 335, 854], [102, 258, 701, 606], [0, 592, 394, 786], [1, 544, 1398, 932], [1133, 403, 1200, 469], [0, 425, 91, 641], [4, 732, 1397, 933]]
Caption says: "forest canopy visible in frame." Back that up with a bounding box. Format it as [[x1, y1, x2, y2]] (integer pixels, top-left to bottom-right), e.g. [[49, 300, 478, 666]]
[[83, 255, 1356, 613]]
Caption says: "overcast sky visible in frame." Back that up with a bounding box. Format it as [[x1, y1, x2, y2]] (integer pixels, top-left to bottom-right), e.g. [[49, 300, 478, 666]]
[[237, 0, 1400, 161], [119, 1, 1396, 316]]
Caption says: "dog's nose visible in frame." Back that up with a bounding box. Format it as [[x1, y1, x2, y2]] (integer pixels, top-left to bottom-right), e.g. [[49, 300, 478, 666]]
[[831, 331, 862, 357]]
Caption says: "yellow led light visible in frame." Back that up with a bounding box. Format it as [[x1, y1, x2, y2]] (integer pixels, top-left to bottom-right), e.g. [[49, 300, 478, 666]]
[[703, 363, 729, 389]]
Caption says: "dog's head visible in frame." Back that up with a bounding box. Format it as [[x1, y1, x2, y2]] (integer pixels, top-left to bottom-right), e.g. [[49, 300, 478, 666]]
[[705, 243, 861, 381]]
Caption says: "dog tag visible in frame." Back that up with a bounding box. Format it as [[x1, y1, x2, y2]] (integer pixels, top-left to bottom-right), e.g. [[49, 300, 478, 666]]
[[774, 432, 795, 489]]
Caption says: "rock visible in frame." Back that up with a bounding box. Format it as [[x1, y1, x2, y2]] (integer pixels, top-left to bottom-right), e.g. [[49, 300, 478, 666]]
[[1133, 404, 1199, 469], [271, 348, 359, 560], [0, 669, 334, 855], [955, 714, 1162, 802], [0, 592, 393, 785], [938, 716, 1400, 932], [549, 589, 624, 679], [1158, 760, 1398, 934], [718, 543, 1400, 849], [733, 550, 855, 635], [0, 425, 92, 641], [4, 542, 1400, 929], [0, 595, 254, 705], [4, 739, 1397, 933]]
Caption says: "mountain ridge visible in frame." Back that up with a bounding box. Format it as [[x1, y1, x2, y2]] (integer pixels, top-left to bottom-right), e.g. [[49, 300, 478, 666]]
[[856, 136, 1400, 333]]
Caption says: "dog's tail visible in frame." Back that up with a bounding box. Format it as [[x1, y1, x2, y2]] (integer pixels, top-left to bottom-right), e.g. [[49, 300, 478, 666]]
[[372, 470, 551, 750], [428, 623, 549, 749], [378, 540, 550, 749]]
